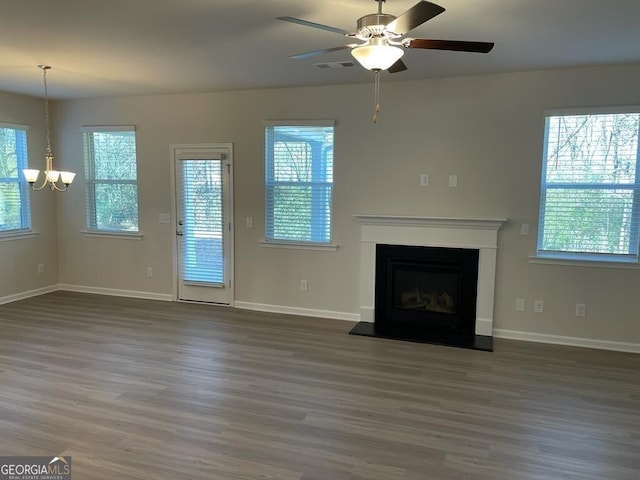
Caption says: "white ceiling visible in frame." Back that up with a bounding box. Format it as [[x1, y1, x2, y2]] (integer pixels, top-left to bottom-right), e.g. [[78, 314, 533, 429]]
[[1, 0, 640, 100]]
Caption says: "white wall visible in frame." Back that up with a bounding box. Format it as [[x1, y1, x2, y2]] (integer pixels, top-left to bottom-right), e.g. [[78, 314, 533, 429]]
[[0, 91, 60, 302], [30, 63, 640, 346]]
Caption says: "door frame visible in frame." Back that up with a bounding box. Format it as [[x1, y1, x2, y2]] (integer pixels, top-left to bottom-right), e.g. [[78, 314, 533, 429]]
[[169, 143, 234, 305]]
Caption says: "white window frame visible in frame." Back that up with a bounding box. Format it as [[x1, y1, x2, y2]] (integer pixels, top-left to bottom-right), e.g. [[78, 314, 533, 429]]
[[536, 106, 640, 265], [263, 120, 336, 250], [82, 125, 140, 235], [0, 123, 31, 237]]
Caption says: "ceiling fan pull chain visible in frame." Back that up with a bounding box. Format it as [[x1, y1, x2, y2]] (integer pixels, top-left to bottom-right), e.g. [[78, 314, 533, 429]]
[[373, 70, 381, 124]]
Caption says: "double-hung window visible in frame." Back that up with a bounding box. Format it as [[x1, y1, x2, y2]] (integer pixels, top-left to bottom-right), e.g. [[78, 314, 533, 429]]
[[264, 121, 334, 245], [0, 124, 31, 234], [537, 108, 640, 263], [83, 126, 139, 233]]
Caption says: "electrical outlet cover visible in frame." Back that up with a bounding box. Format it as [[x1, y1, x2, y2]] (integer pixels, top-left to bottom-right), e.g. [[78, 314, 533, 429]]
[[534, 300, 544, 313]]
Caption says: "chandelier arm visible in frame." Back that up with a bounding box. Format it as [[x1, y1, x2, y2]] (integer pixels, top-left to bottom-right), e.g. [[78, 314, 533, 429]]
[[50, 181, 69, 192], [29, 176, 50, 191]]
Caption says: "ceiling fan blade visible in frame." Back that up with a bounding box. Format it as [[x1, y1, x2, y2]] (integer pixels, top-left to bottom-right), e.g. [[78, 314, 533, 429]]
[[388, 59, 408, 73], [386, 1, 446, 35], [289, 45, 354, 60], [407, 38, 495, 53], [277, 16, 350, 36]]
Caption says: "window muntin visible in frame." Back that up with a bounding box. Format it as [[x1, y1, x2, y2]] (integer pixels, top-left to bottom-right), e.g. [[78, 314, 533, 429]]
[[265, 122, 334, 244], [83, 127, 139, 232], [0, 125, 31, 234], [537, 110, 640, 262]]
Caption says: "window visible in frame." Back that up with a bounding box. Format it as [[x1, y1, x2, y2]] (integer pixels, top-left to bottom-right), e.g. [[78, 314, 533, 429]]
[[0, 124, 31, 234], [537, 108, 640, 263], [83, 126, 139, 233], [265, 121, 334, 244]]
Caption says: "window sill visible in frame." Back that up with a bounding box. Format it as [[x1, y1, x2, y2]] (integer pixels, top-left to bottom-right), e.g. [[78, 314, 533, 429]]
[[529, 255, 640, 270], [260, 240, 338, 251], [0, 230, 39, 242], [82, 230, 144, 240]]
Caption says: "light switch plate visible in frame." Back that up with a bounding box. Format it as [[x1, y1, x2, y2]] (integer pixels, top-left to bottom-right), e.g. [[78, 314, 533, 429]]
[[448, 174, 458, 187], [159, 213, 171, 224]]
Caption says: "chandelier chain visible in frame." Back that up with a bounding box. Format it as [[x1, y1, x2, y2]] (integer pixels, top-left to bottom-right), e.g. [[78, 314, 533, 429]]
[[375, 70, 380, 110], [42, 66, 52, 157]]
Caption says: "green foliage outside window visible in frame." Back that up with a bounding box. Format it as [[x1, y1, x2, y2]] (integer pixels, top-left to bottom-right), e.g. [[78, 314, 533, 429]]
[[0, 126, 30, 232], [265, 124, 334, 243]]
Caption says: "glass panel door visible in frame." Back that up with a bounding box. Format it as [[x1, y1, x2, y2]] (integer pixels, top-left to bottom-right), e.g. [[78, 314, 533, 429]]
[[174, 146, 233, 304]]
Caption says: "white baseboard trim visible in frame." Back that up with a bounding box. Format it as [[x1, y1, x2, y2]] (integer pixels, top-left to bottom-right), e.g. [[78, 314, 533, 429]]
[[3, 287, 637, 353], [234, 301, 359, 322], [59, 284, 173, 302], [494, 328, 640, 354], [0, 284, 60, 306]]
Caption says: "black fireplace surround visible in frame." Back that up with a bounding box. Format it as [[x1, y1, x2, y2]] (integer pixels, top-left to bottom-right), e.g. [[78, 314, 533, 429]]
[[349, 244, 493, 351]]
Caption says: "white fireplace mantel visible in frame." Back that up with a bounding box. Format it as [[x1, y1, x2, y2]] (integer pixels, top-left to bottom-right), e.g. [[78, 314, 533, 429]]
[[353, 215, 506, 230], [354, 215, 507, 337]]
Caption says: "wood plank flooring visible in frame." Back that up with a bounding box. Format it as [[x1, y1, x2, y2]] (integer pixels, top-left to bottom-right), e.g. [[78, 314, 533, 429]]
[[0, 291, 638, 479]]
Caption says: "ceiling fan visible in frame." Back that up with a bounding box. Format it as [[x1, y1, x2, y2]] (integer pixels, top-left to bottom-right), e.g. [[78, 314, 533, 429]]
[[277, 0, 495, 74]]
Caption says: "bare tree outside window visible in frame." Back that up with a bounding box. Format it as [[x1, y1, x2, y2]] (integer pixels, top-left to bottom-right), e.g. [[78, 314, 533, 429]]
[[538, 111, 640, 261], [84, 128, 139, 232]]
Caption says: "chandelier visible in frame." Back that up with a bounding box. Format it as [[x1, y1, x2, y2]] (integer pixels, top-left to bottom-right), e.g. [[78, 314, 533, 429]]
[[23, 65, 76, 191]]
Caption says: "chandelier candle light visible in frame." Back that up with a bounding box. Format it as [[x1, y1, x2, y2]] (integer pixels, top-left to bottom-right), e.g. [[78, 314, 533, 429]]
[[23, 65, 76, 191]]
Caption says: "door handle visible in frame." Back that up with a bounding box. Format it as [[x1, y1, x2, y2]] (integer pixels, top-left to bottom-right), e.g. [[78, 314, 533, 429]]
[[176, 231, 184, 236]]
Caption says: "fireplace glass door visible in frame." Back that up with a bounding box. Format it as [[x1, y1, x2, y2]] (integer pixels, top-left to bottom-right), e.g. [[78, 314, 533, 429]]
[[375, 244, 479, 335]]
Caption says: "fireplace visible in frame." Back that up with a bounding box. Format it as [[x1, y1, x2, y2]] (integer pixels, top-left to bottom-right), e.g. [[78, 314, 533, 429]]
[[375, 244, 478, 339], [350, 215, 506, 351]]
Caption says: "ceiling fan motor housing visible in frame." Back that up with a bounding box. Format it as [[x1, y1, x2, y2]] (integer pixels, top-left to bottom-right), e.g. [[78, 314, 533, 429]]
[[356, 13, 397, 39]]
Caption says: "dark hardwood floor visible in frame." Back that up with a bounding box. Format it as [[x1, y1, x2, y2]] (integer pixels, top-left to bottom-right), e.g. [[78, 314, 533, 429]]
[[0, 291, 638, 479]]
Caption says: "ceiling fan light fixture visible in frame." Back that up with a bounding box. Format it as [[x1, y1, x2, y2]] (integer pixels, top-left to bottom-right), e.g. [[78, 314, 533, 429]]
[[351, 41, 404, 71]]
